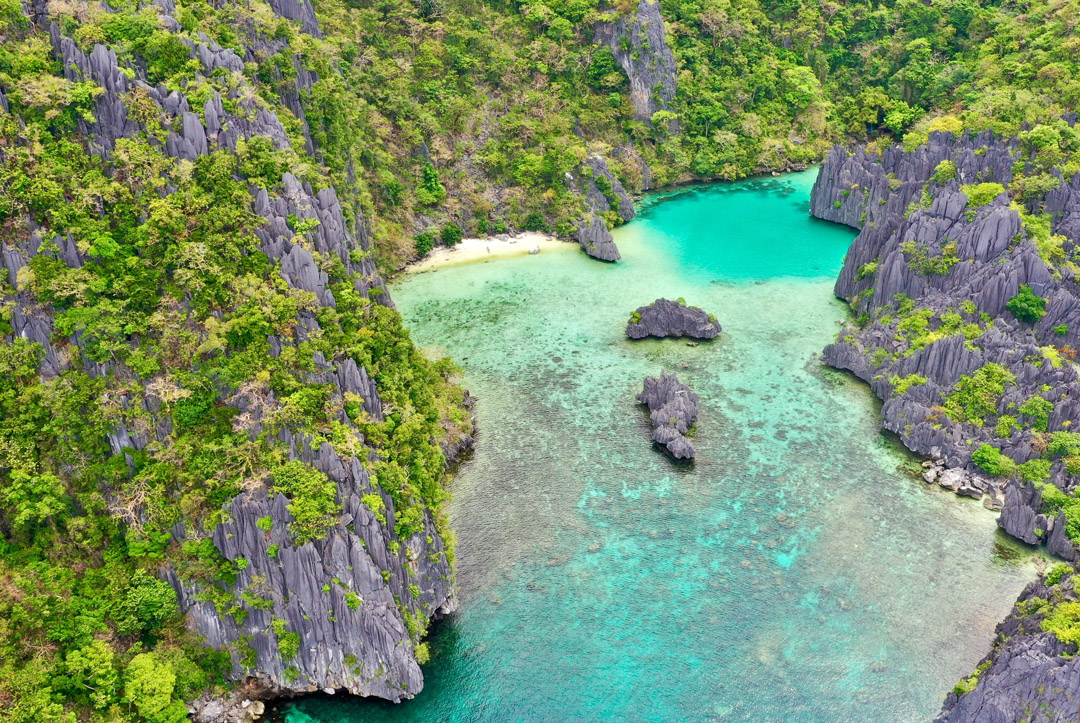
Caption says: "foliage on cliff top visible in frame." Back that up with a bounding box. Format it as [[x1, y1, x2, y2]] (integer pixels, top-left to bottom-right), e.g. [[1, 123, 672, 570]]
[[0, 4, 470, 720], [147, 0, 1080, 268]]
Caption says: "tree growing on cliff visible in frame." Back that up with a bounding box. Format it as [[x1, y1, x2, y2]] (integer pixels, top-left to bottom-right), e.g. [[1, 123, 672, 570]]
[[1006, 284, 1047, 323], [971, 444, 1016, 477], [944, 363, 1015, 426]]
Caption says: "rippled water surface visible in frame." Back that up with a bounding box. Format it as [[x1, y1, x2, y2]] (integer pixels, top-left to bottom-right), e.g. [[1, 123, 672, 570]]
[[278, 170, 1036, 722]]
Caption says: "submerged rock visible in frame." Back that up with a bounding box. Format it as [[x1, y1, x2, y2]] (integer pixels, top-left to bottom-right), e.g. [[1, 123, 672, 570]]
[[626, 298, 721, 340], [637, 371, 698, 459]]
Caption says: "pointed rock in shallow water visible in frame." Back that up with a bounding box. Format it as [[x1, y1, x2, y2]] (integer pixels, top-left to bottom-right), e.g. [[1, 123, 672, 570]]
[[626, 298, 721, 340], [575, 214, 621, 261], [637, 371, 698, 460]]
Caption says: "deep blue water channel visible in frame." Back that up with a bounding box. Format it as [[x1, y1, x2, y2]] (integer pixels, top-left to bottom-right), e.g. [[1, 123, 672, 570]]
[[277, 169, 1035, 722]]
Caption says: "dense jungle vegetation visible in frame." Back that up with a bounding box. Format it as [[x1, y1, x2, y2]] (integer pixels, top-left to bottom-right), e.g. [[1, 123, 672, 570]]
[[2, 0, 1080, 719], [293, 0, 1080, 266]]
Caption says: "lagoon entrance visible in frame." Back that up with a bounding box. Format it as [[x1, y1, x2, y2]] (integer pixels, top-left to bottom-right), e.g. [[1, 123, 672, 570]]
[[278, 170, 1035, 723]]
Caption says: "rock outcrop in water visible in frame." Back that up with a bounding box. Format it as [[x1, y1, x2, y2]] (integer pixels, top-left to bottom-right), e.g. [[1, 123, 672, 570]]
[[572, 155, 637, 262], [626, 298, 721, 340], [638, 372, 698, 459], [811, 130, 1080, 721]]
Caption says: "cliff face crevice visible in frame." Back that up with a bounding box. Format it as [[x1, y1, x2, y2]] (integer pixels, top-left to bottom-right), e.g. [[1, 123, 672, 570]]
[[812, 131, 1080, 722], [594, 0, 677, 124]]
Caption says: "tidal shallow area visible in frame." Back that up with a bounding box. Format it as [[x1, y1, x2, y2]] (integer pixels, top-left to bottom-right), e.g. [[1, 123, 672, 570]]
[[276, 170, 1036, 722]]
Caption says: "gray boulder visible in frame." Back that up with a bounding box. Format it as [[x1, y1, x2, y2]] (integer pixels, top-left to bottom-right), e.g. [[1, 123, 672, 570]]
[[626, 298, 721, 340]]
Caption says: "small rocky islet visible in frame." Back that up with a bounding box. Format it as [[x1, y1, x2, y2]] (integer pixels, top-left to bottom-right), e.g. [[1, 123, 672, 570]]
[[626, 298, 722, 340], [637, 372, 699, 460], [624, 298, 718, 460]]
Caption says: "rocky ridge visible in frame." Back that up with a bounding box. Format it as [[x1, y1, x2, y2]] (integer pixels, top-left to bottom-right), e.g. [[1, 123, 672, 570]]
[[811, 131, 1080, 721], [3, 0, 467, 715], [626, 298, 722, 340], [572, 155, 637, 262], [934, 570, 1080, 723], [637, 372, 698, 459], [594, 0, 677, 125]]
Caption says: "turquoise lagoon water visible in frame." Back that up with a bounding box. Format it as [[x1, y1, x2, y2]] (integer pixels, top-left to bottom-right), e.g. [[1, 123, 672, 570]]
[[278, 170, 1036, 722]]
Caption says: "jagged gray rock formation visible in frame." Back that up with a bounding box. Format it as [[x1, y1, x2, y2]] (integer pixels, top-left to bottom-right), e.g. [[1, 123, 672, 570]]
[[934, 572, 1080, 723], [637, 372, 698, 459], [167, 431, 455, 704], [571, 155, 636, 261], [811, 131, 1080, 721], [626, 298, 721, 340], [813, 132, 1079, 505], [594, 0, 677, 124], [3, 0, 460, 714], [582, 155, 636, 223], [575, 215, 622, 261]]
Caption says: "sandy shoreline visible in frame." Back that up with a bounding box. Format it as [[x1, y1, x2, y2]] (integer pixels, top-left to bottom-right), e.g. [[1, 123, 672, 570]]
[[404, 232, 578, 273]]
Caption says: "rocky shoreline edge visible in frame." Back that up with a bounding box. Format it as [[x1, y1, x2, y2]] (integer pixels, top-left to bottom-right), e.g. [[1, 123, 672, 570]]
[[811, 129, 1080, 721]]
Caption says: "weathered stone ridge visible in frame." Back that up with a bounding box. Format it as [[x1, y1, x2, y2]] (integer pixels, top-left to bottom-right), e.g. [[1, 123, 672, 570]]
[[626, 298, 721, 340], [572, 155, 637, 261], [166, 431, 454, 703], [2, 0, 457, 714], [637, 372, 698, 459], [811, 131, 1080, 721], [594, 0, 677, 124], [934, 572, 1080, 723], [813, 132, 1079, 494]]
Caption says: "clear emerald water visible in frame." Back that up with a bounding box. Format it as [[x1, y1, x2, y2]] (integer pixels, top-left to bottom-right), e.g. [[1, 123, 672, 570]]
[[276, 170, 1036, 722]]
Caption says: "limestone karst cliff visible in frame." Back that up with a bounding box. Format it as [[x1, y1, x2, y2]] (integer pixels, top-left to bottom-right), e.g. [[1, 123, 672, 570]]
[[1, 0, 471, 717], [572, 155, 637, 261], [594, 0, 677, 125], [812, 131, 1080, 721]]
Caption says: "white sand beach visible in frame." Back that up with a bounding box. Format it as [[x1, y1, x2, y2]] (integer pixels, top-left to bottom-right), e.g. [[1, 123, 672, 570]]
[[405, 232, 578, 273]]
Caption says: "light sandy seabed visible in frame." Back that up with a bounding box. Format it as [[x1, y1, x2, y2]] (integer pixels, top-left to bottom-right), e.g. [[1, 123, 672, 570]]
[[404, 232, 578, 273]]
